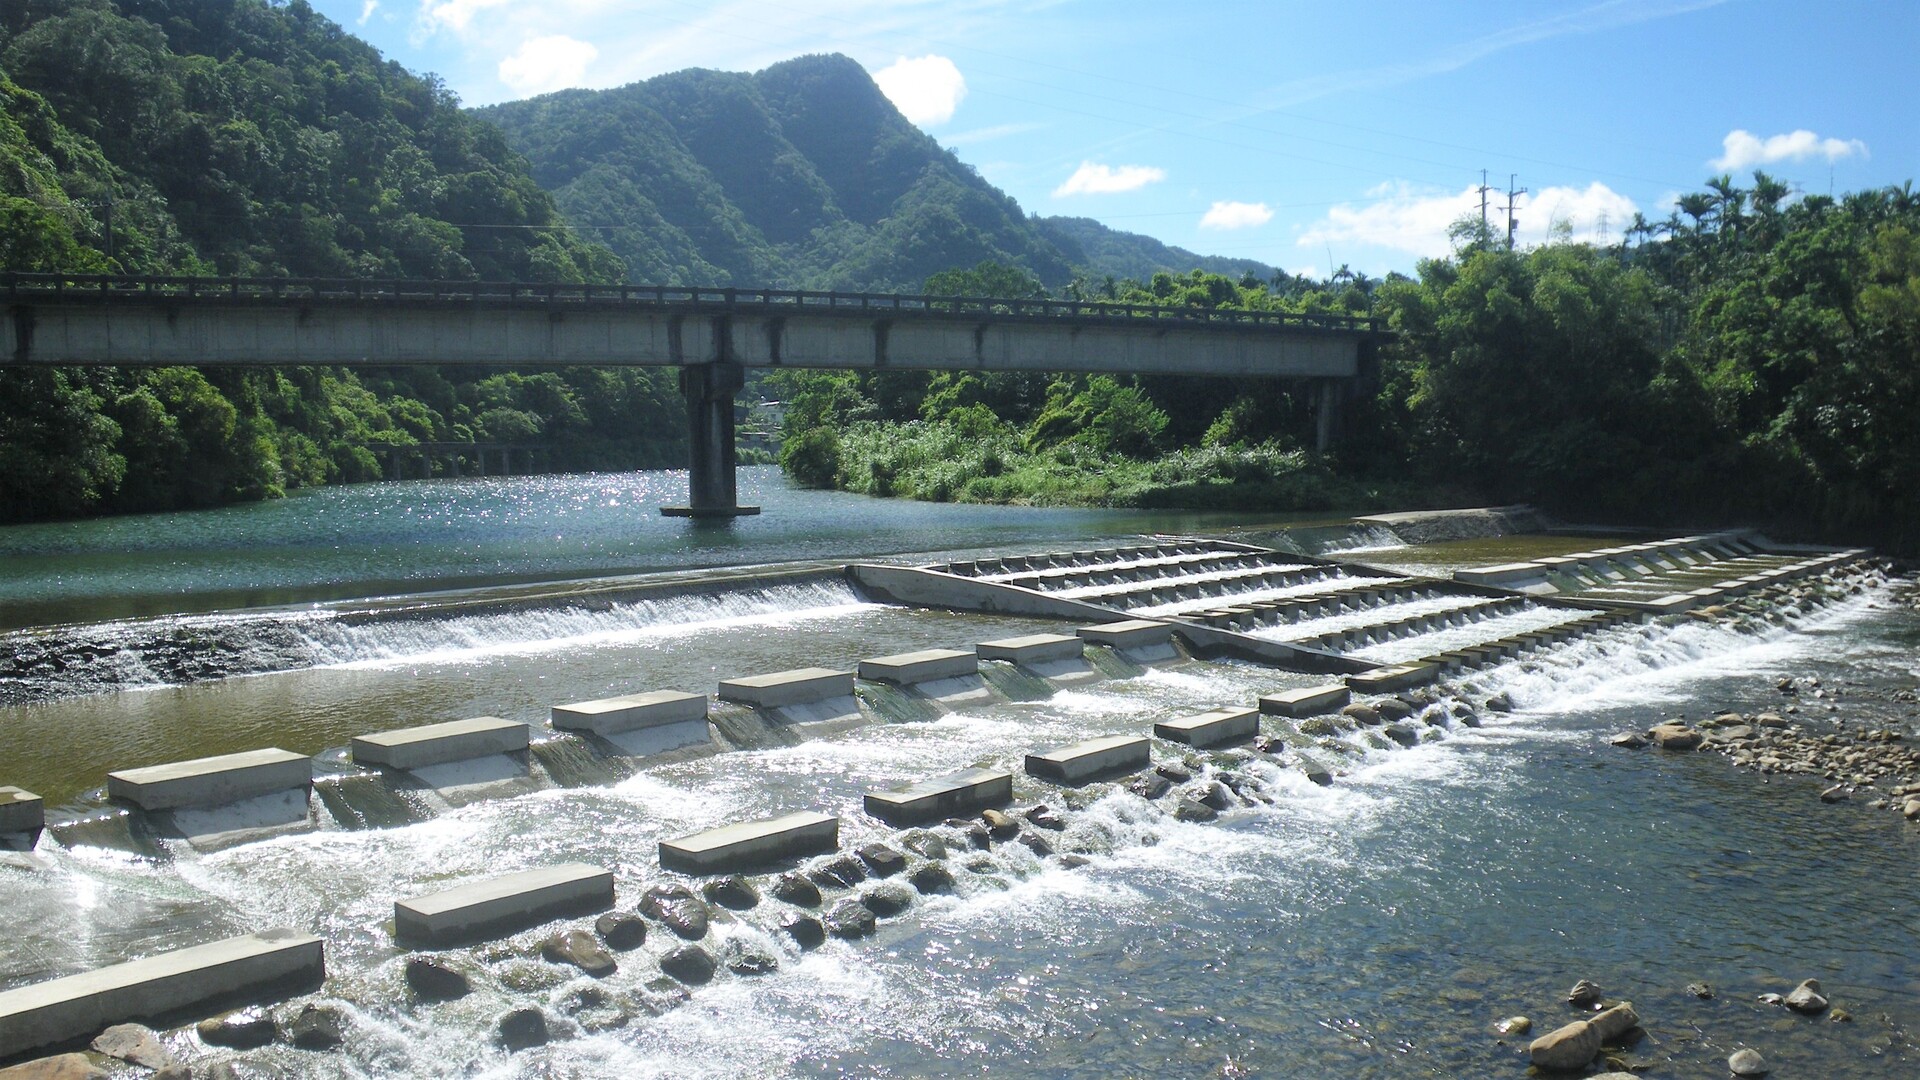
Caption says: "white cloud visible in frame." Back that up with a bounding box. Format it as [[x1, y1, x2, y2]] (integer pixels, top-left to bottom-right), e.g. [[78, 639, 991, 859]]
[[1711, 129, 1868, 171], [498, 35, 598, 95], [422, 0, 510, 33], [358, 0, 379, 26], [1053, 162, 1167, 197], [1299, 180, 1639, 258], [1200, 201, 1274, 230], [872, 54, 967, 126], [942, 122, 1045, 148]]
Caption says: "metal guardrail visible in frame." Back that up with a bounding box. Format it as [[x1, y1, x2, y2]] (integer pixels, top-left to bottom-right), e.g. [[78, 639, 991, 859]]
[[0, 273, 1384, 335]]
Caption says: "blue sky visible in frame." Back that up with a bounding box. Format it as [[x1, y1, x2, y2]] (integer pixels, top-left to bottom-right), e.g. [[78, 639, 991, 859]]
[[310, 0, 1915, 279]]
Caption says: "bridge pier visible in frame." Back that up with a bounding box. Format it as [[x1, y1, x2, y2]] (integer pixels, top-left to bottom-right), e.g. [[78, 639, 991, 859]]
[[1314, 378, 1342, 452], [663, 361, 760, 519]]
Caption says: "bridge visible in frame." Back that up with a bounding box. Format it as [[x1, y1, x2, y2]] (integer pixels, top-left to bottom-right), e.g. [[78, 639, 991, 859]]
[[3, 274, 1384, 518]]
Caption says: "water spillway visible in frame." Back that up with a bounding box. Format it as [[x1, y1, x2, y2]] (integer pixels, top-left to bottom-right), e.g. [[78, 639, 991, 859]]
[[0, 522, 1913, 1077]]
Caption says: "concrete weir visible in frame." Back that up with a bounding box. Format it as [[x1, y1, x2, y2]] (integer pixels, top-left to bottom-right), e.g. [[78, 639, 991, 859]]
[[106, 749, 311, 812], [1025, 735, 1152, 784], [659, 811, 839, 874], [1259, 684, 1353, 718], [394, 864, 615, 947], [1154, 707, 1259, 748], [717, 668, 856, 709], [977, 634, 1084, 666], [865, 768, 1014, 825], [0, 930, 324, 1060], [351, 717, 529, 771], [0, 787, 43, 850], [857, 648, 979, 685], [550, 690, 711, 755]]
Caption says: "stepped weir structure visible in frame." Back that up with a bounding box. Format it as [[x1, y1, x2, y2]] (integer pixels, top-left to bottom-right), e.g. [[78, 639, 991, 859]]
[[1, 273, 1381, 517], [0, 526, 1884, 1065]]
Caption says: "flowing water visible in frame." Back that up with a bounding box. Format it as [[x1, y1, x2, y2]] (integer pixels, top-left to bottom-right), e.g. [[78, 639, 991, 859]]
[[1, 471, 1916, 1078]]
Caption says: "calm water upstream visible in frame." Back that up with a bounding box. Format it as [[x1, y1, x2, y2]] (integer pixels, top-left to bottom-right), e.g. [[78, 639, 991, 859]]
[[1, 470, 1915, 1078]]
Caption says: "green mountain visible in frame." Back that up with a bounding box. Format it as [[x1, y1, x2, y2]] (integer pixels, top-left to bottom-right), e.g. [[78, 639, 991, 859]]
[[478, 55, 1284, 291]]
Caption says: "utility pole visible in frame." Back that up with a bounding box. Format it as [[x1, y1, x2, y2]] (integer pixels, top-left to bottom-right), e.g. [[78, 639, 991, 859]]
[[1502, 174, 1527, 250], [1477, 169, 1490, 235]]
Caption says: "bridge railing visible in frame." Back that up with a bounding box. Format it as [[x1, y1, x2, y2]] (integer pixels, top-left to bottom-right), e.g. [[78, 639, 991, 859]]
[[0, 273, 1384, 335]]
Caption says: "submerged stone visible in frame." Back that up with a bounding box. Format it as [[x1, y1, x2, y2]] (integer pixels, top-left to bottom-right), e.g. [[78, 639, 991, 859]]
[[497, 1007, 549, 1051], [772, 872, 822, 907], [702, 875, 761, 910], [405, 955, 473, 1001], [659, 944, 717, 985]]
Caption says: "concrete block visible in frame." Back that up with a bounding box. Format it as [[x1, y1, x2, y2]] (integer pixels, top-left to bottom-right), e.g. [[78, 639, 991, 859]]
[[0, 930, 324, 1060], [1076, 620, 1174, 649], [1643, 594, 1697, 613], [976, 634, 1085, 665], [864, 768, 1013, 825], [107, 749, 311, 812], [717, 668, 855, 709], [857, 648, 978, 685], [0, 787, 42, 836], [1347, 662, 1441, 693], [551, 690, 708, 736], [1024, 735, 1151, 784], [351, 717, 528, 771], [1259, 684, 1352, 718], [395, 863, 614, 947], [660, 811, 839, 874], [1155, 707, 1259, 748]]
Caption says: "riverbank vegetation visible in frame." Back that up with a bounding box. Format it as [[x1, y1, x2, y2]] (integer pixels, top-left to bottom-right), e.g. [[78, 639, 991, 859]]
[[779, 181, 1920, 552]]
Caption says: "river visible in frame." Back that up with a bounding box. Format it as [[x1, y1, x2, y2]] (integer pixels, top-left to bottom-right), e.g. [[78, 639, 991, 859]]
[[0, 468, 1915, 1078]]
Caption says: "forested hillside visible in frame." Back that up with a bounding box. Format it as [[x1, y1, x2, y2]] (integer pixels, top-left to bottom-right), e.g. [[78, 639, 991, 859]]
[[0, 0, 680, 523]]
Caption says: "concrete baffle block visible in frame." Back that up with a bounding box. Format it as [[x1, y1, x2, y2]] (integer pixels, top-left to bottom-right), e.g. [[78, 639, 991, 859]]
[[107, 749, 312, 812], [550, 691, 709, 737], [0, 929, 324, 1061], [856, 649, 978, 686], [1346, 663, 1441, 694], [1024, 735, 1151, 784], [717, 668, 855, 709], [659, 811, 839, 874], [1259, 685, 1352, 718], [1154, 707, 1259, 748], [976, 634, 1084, 665], [864, 769, 1013, 825], [351, 717, 528, 771], [0, 787, 43, 837], [394, 864, 615, 947], [1075, 620, 1174, 649]]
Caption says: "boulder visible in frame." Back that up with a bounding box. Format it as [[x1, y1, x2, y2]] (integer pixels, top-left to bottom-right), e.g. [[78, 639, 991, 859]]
[[1299, 716, 1341, 737], [286, 1002, 349, 1050], [702, 875, 760, 910], [639, 884, 711, 940], [1382, 724, 1419, 748], [0, 1055, 106, 1080], [91, 1024, 173, 1069], [1785, 978, 1828, 1014], [720, 938, 779, 976], [1173, 798, 1217, 823], [980, 809, 1020, 838], [861, 882, 915, 918], [1685, 981, 1715, 999], [902, 831, 948, 859], [857, 843, 907, 878], [1155, 762, 1194, 783], [1023, 805, 1066, 831], [771, 872, 822, 907], [198, 1007, 279, 1049], [151, 1067, 191, 1080], [782, 914, 826, 950], [595, 911, 649, 951], [1493, 1015, 1531, 1036], [1650, 723, 1704, 751], [1198, 782, 1233, 811], [1820, 785, 1849, 803], [1127, 773, 1172, 800], [1589, 1002, 1639, 1042], [1729, 1047, 1770, 1076], [542, 929, 617, 977], [658, 944, 717, 985], [1483, 692, 1514, 713], [497, 1007, 549, 1051], [909, 862, 955, 894], [1017, 831, 1054, 857], [824, 898, 877, 939], [1527, 1019, 1600, 1072], [1609, 731, 1649, 749], [809, 854, 868, 889], [405, 955, 473, 1000], [962, 822, 993, 849], [1566, 979, 1604, 1006], [1903, 798, 1920, 820], [1340, 703, 1382, 726], [1376, 698, 1415, 721]]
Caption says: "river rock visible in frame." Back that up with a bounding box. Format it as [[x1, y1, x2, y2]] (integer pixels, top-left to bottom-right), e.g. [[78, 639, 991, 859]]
[[824, 898, 877, 938], [1128, 772, 1173, 800], [1198, 781, 1233, 811], [1528, 1019, 1601, 1071], [1820, 785, 1849, 803], [1376, 698, 1415, 721], [90, 1024, 173, 1069], [151, 1067, 191, 1080], [497, 1006, 549, 1051], [0, 1055, 106, 1080], [809, 854, 868, 889], [909, 862, 955, 893], [702, 875, 760, 910], [198, 1006, 278, 1048], [1902, 798, 1920, 819], [1383, 723, 1419, 747], [1588, 1002, 1639, 1042], [1609, 731, 1649, 749], [1650, 723, 1704, 751], [640, 884, 711, 939], [782, 913, 826, 949], [595, 911, 649, 951], [1483, 692, 1514, 713], [1024, 804, 1066, 831], [405, 955, 473, 1000], [1686, 980, 1715, 999], [1340, 703, 1382, 726], [772, 872, 822, 907], [720, 938, 779, 976], [1172, 797, 1217, 822], [658, 944, 717, 985], [1785, 978, 1828, 1014], [861, 882, 916, 918], [1299, 716, 1341, 736], [542, 929, 616, 977], [858, 843, 907, 877], [962, 822, 993, 849], [1566, 978, 1604, 1006], [1299, 762, 1334, 786], [1156, 762, 1193, 783], [1729, 1047, 1770, 1076], [1017, 830, 1055, 856], [981, 809, 1020, 838], [1494, 1015, 1531, 1036], [286, 1002, 349, 1049], [902, 831, 948, 859]]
